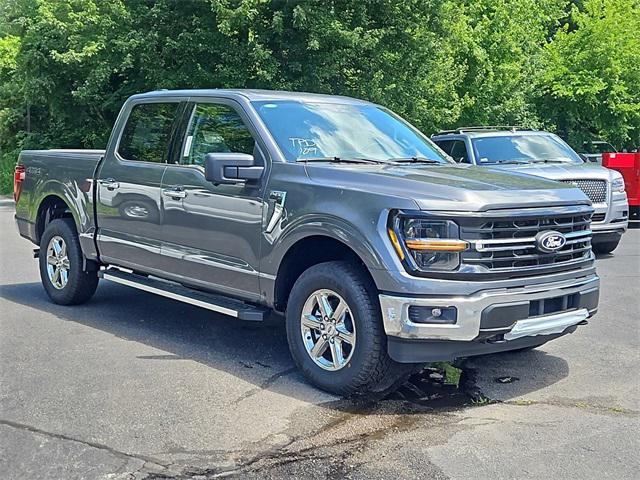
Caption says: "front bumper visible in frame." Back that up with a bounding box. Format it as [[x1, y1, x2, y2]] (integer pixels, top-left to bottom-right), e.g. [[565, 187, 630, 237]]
[[379, 273, 599, 343], [591, 192, 628, 241]]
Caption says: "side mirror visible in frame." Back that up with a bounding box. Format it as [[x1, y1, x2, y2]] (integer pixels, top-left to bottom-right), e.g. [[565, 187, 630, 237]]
[[204, 153, 264, 185]]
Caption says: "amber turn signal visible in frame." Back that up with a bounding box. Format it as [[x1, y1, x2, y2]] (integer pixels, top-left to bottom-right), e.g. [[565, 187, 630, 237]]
[[404, 239, 469, 252], [387, 228, 405, 260]]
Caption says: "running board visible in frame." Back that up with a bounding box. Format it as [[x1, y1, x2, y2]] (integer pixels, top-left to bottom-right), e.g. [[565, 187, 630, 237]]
[[99, 268, 267, 321]]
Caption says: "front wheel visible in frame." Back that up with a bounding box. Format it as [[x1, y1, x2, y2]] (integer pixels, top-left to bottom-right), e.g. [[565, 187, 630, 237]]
[[39, 218, 99, 305], [285, 261, 413, 396], [592, 239, 620, 254]]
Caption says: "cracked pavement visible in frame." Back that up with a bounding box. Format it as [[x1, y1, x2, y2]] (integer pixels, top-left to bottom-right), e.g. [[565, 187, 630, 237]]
[[1, 201, 638, 479]]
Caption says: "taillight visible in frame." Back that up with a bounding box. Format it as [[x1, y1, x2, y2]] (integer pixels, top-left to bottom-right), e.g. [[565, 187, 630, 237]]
[[14, 164, 26, 202]]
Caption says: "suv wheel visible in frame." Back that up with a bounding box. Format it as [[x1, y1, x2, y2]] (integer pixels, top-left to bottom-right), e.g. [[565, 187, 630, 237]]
[[286, 261, 413, 396], [592, 239, 620, 254], [39, 218, 99, 305]]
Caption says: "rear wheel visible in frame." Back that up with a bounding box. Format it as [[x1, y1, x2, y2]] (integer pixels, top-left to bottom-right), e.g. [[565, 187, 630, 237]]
[[39, 218, 99, 305], [592, 239, 620, 254], [286, 261, 413, 396]]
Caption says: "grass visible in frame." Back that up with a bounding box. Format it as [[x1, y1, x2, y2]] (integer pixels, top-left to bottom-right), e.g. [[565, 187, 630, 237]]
[[431, 361, 463, 387], [0, 163, 13, 195]]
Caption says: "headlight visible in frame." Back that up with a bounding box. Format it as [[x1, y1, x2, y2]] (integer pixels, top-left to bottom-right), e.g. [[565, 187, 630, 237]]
[[611, 176, 625, 193], [388, 213, 468, 272]]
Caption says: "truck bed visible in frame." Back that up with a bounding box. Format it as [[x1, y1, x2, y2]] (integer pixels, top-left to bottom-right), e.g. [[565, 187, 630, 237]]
[[14, 148, 106, 251]]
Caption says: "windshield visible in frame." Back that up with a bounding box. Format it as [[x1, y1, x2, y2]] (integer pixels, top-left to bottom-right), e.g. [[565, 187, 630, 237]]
[[253, 100, 450, 164], [471, 134, 583, 164]]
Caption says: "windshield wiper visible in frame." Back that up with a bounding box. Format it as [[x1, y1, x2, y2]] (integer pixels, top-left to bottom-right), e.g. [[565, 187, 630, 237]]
[[530, 159, 572, 164], [490, 159, 530, 164], [296, 156, 383, 165], [388, 156, 443, 164]]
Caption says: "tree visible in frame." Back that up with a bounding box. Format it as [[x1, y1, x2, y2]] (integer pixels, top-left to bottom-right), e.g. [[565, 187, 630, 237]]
[[536, 0, 640, 148], [1, 0, 638, 193]]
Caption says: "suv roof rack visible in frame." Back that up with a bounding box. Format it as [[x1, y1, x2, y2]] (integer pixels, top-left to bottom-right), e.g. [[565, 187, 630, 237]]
[[433, 126, 535, 135]]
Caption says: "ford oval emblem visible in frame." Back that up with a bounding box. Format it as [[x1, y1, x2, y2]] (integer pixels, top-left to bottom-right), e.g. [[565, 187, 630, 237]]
[[535, 230, 567, 253]]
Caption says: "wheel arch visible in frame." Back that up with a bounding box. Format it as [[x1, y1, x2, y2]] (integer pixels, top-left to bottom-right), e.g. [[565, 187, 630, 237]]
[[272, 234, 379, 312], [35, 194, 77, 244]]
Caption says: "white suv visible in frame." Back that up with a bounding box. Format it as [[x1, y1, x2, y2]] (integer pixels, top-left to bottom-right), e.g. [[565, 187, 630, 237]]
[[432, 127, 629, 253]]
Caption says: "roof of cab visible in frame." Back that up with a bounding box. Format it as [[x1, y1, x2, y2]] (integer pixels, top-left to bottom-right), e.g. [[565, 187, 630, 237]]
[[130, 89, 373, 105]]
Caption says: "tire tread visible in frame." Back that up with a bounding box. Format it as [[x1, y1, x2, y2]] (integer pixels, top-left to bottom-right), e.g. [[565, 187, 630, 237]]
[[286, 261, 413, 396], [39, 218, 98, 305]]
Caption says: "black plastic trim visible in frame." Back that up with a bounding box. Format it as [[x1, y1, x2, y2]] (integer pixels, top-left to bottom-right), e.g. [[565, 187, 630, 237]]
[[388, 327, 578, 363]]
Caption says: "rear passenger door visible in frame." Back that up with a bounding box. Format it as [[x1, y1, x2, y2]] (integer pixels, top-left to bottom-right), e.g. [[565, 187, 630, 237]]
[[96, 100, 182, 271], [159, 100, 267, 300]]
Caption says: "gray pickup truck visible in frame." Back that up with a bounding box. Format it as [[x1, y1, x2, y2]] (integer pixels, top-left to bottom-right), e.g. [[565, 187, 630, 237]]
[[14, 90, 600, 396], [431, 128, 629, 253]]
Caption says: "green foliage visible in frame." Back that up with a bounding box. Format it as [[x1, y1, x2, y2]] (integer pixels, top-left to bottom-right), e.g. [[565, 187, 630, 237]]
[[0, 0, 638, 194], [536, 0, 640, 147]]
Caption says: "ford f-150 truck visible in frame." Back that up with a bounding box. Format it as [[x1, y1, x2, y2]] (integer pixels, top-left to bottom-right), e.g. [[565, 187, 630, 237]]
[[431, 127, 629, 253], [14, 90, 600, 396]]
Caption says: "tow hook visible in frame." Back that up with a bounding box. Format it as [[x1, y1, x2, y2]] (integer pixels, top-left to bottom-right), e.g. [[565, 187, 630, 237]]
[[486, 335, 507, 344]]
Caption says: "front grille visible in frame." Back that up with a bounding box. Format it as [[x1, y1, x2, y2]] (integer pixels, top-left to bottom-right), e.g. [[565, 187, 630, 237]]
[[460, 211, 592, 275], [561, 179, 607, 203]]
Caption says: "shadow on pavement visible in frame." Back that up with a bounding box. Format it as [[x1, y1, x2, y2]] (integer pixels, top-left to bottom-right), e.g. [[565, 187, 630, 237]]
[[0, 280, 569, 412]]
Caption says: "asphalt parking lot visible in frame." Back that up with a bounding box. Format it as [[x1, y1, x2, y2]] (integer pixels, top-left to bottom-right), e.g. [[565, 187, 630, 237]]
[[1, 199, 638, 480]]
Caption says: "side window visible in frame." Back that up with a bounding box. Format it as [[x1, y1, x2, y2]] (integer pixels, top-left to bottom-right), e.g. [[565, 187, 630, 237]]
[[450, 140, 470, 163], [435, 140, 454, 155], [119, 103, 179, 163], [182, 103, 255, 166]]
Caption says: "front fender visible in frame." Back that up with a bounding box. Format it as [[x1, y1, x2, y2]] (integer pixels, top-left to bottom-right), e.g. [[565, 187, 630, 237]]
[[266, 213, 387, 274]]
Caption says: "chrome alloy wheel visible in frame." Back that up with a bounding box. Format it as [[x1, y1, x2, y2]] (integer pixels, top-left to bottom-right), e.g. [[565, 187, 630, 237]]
[[46, 236, 70, 290], [301, 289, 356, 371]]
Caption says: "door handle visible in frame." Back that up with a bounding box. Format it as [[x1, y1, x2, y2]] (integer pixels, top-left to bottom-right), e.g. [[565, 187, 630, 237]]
[[162, 187, 187, 199], [99, 178, 120, 190]]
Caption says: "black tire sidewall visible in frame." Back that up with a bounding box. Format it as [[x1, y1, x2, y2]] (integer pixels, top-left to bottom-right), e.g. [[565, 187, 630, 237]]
[[593, 240, 620, 254], [285, 262, 388, 394], [39, 218, 97, 305]]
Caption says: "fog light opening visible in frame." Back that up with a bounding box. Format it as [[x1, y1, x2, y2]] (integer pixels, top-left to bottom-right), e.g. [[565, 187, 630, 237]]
[[408, 306, 457, 324]]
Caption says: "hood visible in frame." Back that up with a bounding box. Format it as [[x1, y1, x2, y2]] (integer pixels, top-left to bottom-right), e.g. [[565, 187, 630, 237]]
[[304, 163, 591, 212], [487, 162, 614, 181]]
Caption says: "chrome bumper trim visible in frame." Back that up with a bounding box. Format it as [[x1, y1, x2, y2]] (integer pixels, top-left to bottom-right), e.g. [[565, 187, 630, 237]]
[[504, 309, 588, 340], [379, 274, 599, 341], [591, 221, 628, 233]]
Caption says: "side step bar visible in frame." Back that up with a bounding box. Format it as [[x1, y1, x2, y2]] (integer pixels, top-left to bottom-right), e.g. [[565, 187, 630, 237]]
[[99, 268, 268, 321]]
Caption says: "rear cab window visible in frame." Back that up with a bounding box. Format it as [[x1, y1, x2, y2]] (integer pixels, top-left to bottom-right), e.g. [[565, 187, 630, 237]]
[[118, 102, 180, 163]]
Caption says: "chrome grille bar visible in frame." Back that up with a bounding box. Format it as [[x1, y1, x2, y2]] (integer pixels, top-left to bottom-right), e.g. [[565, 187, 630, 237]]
[[458, 209, 593, 275], [474, 229, 592, 252]]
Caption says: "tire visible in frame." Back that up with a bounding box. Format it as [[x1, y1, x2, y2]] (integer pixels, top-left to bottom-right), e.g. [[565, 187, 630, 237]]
[[39, 218, 99, 305], [592, 240, 620, 254], [285, 261, 413, 397]]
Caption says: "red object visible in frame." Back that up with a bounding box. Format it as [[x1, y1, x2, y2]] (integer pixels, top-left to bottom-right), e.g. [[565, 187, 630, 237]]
[[603, 153, 640, 207], [13, 164, 26, 202]]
